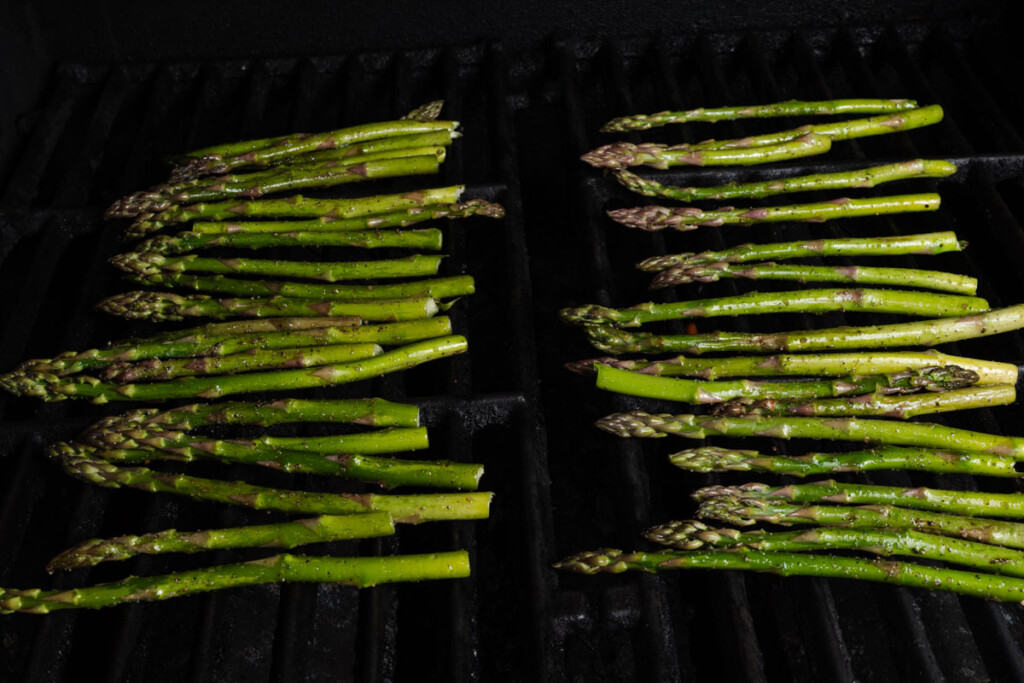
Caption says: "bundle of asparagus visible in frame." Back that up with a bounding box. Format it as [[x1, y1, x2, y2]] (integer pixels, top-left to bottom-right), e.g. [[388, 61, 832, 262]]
[[0, 317, 465, 402], [107, 101, 458, 219], [0, 396, 492, 612], [557, 95, 1024, 603], [76, 398, 484, 489]]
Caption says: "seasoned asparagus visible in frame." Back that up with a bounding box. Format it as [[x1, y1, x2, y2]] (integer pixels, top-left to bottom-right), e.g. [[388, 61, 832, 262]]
[[554, 548, 1024, 603], [594, 363, 978, 403], [596, 412, 1024, 457], [561, 288, 988, 327], [650, 261, 976, 295], [53, 441, 492, 521], [614, 159, 955, 202], [637, 231, 965, 272], [601, 98, 919, 132], [568, 350, 1017, 385], [48, 513, 397, 570], [582, 303, 1024, 355], [669, 445, 1020, 478], [608, 194, 940, 232], [1, 551, 471, 613]]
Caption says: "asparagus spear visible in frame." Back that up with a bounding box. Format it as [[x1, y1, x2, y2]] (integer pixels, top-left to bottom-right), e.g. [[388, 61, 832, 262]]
[[52, 441, 491, 521], [87, 424, 430, 457], [582, 132, 831, 169], [695, 497, 1024, 550], [650, 261, 977, 295], [136, 228, 445, 255], [140, 316, 363, 342], [86, 398, 422, 433], [95, 342, 390, 382], [110, 252, 443, 282], [128, 273, 475, 302], [111, 152, 446, 217], [189, 199, 504, 235], [127, 184, 466, 238], [608, 194, 940, 232], [637, 231, 965, 272], [5, 335, 467, 402], [554, 548, 1024, 603], [10, 318, 451, 377], [582, 303, 1024, 355], [645, 522, 1024, 578], [595, 412, 1024, 458], [174, 119, 459, 178], [669, 445, 1020, 478], [714, 384, 1015, 418], [560, 288, 988, 327], [176, 107, 448, 161], [90, 446, 482, 490], [48, 513, 397, 571], [600, 98, 919, 132], [97, 291, 442, 323], [1, 551, 471, 613], [594, 363, 977, 403], [584, 106, 944, 167], [98, 400, 419, 437], [614, 159, 956, 202], [569, 350, 1017, 385], [698, 480, 1024, 518]]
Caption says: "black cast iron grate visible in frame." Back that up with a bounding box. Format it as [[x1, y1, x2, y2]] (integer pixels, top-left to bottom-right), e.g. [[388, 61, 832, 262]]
[[3, 19, 1024, 683]]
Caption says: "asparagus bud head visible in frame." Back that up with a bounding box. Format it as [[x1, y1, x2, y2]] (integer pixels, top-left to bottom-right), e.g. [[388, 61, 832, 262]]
[[669, 447, 762, 473], [644, 520, 743, 550], [552, 548, 629, 574]]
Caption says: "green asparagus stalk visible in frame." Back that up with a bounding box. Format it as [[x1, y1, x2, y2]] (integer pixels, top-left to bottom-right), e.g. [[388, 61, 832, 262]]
[[97, 291, 442, 323], [585, 106, 944, 167], [582, 303, 1024, 355], [139, 316, 363, 342], [174, 119, 459, 178], [52, 441, 491, 521], [48, 512, 397, 571], [714, 384, 1015, 418], [10, 318, 451, 377], [582, 132, 831, 169], [669, 445, 1021, 478], [608, 194, 940, 232], [87, 423, 429, 457], [189, 199, 504, 235], [553, 547, 1024, 603], [172, 102, 444, 161], [561, 288, 988, 327], [651, 261, 977, 295], [91, 446, 482, 490], [569, 350, 1017, 385], [698, 480, 1024, 518], [128, 273, 475, 302], [136, 228, 444, 255], [97, 342, 389, 382], [84, 399, 422, 436], [110, 151, 446, 217], [645, 521, 1024, 579], [126, 184, 466, 238], [5, 335, 467, 402], [695, 497, 1024, 550], [594, 363, 978, 403], [614, 159, 956, 202], [1, 550, 471, 613], [596, 412, 1024, 458], [637, 231, 965, 272], [110, 252, 443, 282], [600, 98, 919, 132]]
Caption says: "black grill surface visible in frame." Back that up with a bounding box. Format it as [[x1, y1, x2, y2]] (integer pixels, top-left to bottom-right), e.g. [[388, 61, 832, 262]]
[[3, 19, 1024, 683]]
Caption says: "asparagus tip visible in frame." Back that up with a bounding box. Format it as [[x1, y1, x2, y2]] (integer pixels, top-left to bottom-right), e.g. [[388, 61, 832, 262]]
[[553, 548, 629, 574]]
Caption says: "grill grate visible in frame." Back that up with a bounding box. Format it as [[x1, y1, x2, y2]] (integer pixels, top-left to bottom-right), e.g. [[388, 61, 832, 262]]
[[3, 19, 1024, 683]]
